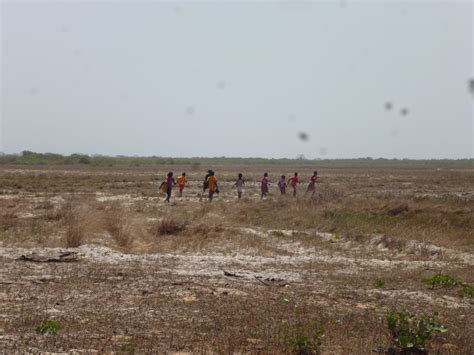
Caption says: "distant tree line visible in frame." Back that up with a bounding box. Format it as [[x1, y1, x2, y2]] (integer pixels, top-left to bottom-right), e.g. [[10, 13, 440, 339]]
[[0, 151, 472, 168]]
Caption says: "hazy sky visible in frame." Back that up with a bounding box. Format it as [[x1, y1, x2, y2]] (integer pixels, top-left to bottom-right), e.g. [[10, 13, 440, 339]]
[[1, 1, 473, 159]]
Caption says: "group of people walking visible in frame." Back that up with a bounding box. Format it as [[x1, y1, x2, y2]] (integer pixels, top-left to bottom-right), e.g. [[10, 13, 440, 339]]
[[159, 170, 319, 203]]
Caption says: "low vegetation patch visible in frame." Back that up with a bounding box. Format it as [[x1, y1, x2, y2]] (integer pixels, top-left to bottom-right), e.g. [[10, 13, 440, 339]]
[[386, 310, 447, 353], [280, 310, 325, 355], [423, 274, 473, 298], [149, 218, 186, 236], [63, 201, 85, 248], [373, 279, 385, 287], [36, 319, 61, 335], [104, 205, 132, 247]]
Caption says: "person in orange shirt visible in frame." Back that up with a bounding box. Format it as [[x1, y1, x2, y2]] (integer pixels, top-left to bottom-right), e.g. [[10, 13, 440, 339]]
[[207, 171, 218, 201], [288, 172, 299, 197], [177, 172, 187, 197]]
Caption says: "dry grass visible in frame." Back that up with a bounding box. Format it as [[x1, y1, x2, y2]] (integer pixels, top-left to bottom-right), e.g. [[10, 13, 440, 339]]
[[103, 204, 132, 248], [0, 165, 473, 353], [149, 218, 187, 237], [62, 200, 85, 248]]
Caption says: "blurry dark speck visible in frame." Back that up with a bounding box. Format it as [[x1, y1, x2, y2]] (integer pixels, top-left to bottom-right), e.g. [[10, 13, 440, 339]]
[[216, 80, 226, 90], [468, 78, 474, 95], [186, 106, 195, 115], [319, 147, 328, 156], [384, 102, 393, 110], [119, 92, 129, 101], [298, 132, 309, 142], [400, 108, 409, 116], [29, 87, 39, 96]]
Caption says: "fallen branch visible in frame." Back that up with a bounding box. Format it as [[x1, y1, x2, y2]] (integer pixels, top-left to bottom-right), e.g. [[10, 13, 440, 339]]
[[223, 270, 244, 278], [17, 251, 78, 263]]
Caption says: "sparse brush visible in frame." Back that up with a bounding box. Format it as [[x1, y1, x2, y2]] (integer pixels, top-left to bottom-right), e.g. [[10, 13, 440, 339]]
[[280, 309, 325, 355], [373, 279, 385, 287], [188, 223, 223, 236], [423, 274, 473, 298], [1, 210, 18, 231], [149, 218, 186, 236], [270, 230, 285, 237], [63, 201, 85, 248], [36, 319, 60, 335], [104, 205, 132, 248], [386, 310, 447, 352]]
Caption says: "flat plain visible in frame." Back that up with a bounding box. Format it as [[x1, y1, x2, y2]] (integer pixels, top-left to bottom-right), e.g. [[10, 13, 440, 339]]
[[0, 163, 473, 354]]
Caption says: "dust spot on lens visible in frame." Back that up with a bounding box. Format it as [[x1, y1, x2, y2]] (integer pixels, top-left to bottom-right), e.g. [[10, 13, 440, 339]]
[[400, 108, 409, 116], [288, 114, 296, 122], [28, 87, 39, 96], [319, 147, 328, 156], [217, 80, 226, 90], [186, 106, 195, 115], [73, 48, 83, 57], [173, 5, 181, 14], [298, 132, 309, 142], [384, 102, 393, 110], [468, 78, 474, 95], [60, 25, 68, 33]]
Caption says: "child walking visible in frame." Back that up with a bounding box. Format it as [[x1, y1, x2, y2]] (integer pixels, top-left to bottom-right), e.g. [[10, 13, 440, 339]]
[[278, 175, 287, 195], [233, 173, 245, 199], [200, 170, 213, 201], [261, 172, 269, 199], [207, 171, 218, 201], [177, 172, 187, 197], [159, 172, 176, 203], [288, 172, 299, 197], [306, 171, 319, 198]]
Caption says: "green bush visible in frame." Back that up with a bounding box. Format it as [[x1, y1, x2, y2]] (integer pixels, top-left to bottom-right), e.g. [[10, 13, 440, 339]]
[[373, 279, 385, 287], [281, 310, 325, 355], [423, 274, 459, 287], [36, 319, 61, 334], [423, 274, 473, 298], [386, 310, 447, 351]]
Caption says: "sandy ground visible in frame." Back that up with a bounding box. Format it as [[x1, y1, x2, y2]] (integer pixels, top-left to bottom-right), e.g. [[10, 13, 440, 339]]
[[0, 166, 473, 353]]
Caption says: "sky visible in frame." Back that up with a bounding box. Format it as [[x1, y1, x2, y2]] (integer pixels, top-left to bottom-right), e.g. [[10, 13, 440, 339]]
[[1, 0, 473, 159]]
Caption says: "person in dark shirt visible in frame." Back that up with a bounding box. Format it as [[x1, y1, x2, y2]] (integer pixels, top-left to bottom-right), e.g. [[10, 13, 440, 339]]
[[159, 172, 176, 203]]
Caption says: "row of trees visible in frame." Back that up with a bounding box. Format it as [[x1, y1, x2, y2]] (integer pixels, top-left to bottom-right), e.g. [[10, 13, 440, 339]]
[[0, 151, 471, 168]]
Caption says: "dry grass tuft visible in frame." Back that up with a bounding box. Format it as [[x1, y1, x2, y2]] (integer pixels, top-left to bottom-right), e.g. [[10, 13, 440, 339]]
[[62, 201, 85, 248], [149, 218, 186, 237], [104, 204, 132, 248], [1, 210, 18, 231]]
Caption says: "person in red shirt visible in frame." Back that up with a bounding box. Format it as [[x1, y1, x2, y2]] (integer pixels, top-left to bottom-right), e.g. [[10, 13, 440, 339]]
[[288, 172, 299, 197]]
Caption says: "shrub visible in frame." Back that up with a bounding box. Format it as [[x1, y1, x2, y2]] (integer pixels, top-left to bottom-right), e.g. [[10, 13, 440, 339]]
[[104, 205, 132, 247], [423, 274, 473, 298], [36, 319, 60, 334], [149, 218, 186, 236], [386, 310, 447, 351], [270, 230, 285, 237], [63, 201, 85, 248], [373, 279, 385, 287], [423, 274, 458, 287], [281, 310, 325, 355]]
